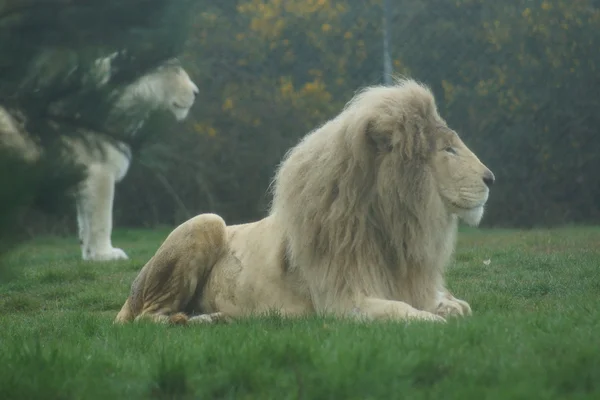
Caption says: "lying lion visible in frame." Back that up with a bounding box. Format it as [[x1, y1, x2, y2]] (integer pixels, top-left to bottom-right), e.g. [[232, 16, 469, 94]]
[[115, 78, 495, 324]]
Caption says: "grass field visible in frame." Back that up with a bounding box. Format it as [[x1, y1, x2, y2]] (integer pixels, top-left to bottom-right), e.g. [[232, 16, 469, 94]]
[[1, 226, 600, 399]]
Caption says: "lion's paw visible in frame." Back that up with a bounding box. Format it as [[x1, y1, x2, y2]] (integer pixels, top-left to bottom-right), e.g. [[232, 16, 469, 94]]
[[188, 312, 232, 325], [435, 297, 472, 318], [84, 247, 129, 261], [169, 313, 189, 325]]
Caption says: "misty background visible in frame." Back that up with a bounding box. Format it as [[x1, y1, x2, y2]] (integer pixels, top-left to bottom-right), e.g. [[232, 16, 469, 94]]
[[4, 0, 600, 241]]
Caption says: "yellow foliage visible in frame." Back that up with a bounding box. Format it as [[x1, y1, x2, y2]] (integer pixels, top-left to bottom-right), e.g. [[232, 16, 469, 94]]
[[441, 80, 455, 105], [283, 50, 295, 63], [300, 79, 332, 102], [239, 0, 341, 40], [222, 98, 234, 111], [475, 80, 490, 97], [200, 11, 218, 22], [193, 122, 218, 137], [279, 77, 295, 99]]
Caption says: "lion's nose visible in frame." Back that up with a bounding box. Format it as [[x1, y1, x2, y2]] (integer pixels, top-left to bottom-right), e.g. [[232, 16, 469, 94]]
[[483, 169, 495, 188]]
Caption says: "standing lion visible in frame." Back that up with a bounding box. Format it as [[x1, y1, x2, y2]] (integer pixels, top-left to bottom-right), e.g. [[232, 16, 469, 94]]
[[115, 78, 495, 324], [0, 59, 199, 261]]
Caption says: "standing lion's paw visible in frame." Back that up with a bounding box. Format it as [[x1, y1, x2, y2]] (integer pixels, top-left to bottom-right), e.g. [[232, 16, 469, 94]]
[[84, 247, 129, 261]]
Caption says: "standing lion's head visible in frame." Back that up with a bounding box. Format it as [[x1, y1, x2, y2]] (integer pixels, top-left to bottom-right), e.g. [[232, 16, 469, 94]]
[[116, 59, 199, 123]]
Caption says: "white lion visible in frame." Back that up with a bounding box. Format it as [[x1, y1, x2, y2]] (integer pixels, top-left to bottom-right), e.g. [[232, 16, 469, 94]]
[[0, 58, 199, 261], [115, 78, 495, 325]]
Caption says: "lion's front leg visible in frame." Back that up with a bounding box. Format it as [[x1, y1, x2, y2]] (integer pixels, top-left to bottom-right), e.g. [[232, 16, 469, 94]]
[[352, 297, 446, 323], [76, 198, 89, 259], [433, 289, 472, 318]]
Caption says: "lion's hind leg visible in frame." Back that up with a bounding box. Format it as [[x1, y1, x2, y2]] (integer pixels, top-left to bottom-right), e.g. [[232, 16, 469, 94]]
[[113, 213, 229, 325]]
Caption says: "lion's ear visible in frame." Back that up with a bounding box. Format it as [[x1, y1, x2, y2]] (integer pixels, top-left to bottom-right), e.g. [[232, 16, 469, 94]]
[[366, 119, 393, 153]]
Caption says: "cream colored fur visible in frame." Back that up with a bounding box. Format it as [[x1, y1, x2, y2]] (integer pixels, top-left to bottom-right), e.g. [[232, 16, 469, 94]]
[[0, 60, 199, 261], [115, 78, 495, 325]]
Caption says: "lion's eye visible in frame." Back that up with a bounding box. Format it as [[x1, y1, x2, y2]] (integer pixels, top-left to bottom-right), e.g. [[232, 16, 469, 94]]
[[444, 146, 457, 155]]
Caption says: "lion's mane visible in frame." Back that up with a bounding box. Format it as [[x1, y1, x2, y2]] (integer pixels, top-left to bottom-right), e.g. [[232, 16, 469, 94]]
[[270, 79, 456, 312]]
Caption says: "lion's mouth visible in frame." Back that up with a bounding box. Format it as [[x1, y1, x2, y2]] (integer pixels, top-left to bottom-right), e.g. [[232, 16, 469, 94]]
[[172, 102, 189, 110], [450, 201, 485, 211]]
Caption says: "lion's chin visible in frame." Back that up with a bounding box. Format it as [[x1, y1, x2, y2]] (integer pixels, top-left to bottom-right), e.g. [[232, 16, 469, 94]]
[[457, 205, 485, 227], [171, 106, 191, 121]]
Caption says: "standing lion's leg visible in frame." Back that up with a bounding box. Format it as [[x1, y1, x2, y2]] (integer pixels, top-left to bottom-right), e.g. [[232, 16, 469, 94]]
[[78, 164, 128, 261], [352, 297, 446, 323], [113, 213, 228, 325], [76, 196, 90, 259]]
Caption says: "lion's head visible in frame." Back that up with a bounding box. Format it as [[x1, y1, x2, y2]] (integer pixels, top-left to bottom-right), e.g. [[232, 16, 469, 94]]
[[117, 59, 199, 122], [351, 78, 494, 227], [151, 60, 199, 121], [429, 125, 494, 226]]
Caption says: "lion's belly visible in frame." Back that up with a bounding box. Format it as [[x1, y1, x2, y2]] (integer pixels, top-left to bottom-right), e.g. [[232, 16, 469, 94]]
[[199, 216, 314, 318]]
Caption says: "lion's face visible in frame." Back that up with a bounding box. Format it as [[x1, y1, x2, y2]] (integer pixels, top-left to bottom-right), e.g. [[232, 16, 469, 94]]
[[119, 61, 199, 123], [430, 127, 494, 226], [159, 66, 199, 121], [131, 62, 199, 121]]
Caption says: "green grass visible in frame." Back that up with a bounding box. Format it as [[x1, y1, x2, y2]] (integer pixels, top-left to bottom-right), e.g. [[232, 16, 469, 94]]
[[1, 226, 600, 399]]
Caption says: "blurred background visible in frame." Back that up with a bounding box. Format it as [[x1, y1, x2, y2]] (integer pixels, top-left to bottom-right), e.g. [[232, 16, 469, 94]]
[[10, 0, 600, 237]]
